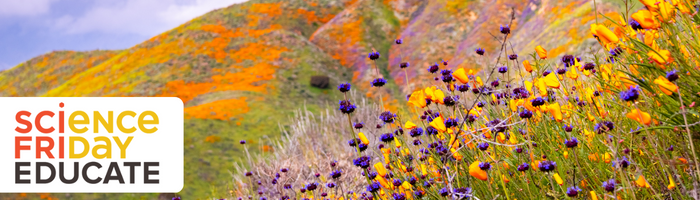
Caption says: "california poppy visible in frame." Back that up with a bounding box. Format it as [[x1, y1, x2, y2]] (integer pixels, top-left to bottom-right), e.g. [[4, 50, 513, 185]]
[[548, 102, 564, 122], [635, 175, 651, 188], [654, 76, 678, 95], [430, 116, 447, 132], [668, 175, 676, 190], [591, 24, 620, 44], [469, 161, 488, 181], [523, 60, 534, 72], [631, 10, 660, 29], [626, 109, 652, 125], [408, 90, 427, 108], [649, 49, 673, 65], [453, 68, 470, 84], [359, 132, 369, 145], [405, 121, 417, 129], [535, 45, 547, 59], [553, 173, 564, 185], [657, 1, 676, 22]]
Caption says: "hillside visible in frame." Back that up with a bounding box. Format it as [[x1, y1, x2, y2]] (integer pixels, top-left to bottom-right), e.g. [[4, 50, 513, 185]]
[[0, 0, 623, 198]]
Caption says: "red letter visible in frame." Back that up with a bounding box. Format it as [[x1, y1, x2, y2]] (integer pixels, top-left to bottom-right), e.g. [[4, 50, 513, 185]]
[[36, 111, 55, 133], [15, 111, 31, 133], [36, 137, 54, 159], [59, 136, 64, 159], [15, 136, 32, 159]]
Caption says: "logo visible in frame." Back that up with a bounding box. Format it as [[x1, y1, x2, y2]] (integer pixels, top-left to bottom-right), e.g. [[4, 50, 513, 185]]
[[0, 97, 183, 193]]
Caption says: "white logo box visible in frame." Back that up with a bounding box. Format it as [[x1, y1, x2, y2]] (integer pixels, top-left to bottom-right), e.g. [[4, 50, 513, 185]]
[[0, 97, 183, 193]]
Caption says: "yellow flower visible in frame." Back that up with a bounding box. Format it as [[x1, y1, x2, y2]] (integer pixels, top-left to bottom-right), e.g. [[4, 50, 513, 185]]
[[591, 24, 619, 44], [543, 72, 560, 88], [658, 1, 676, 22], [636, 175, 651, 188], [648, 49, 673, 65], [591, 191, 599, 200], [429, 116, 447, 132], [654, 76, 678, 95], [632, 10, 660, 29], [469, 161, 488, 181], [563, 151, 569, 159], [408, 90, 427, 108], [434, 89, 445, 104], [626, 109, 652, 125], [673, 0, 692, 14], [452, 68, 470, 84], [668, 175, 676, 190], [535, 45, 547, 59], [566, 64, 579, 80], [548, 102, 564, 122], [639, 0, 661, 11], [451, 148, 463, 161], [604, 152, 612, 163], [404, 121, 417, 129], [358, 132, 369, 145], [523, 60, 534, 72], [374, 163, 388, 177], [553, 173, 564, 185], [424, 86, 436, 101]]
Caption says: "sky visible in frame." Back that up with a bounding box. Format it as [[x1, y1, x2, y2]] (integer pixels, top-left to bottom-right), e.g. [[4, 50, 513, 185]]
[[0, 0, 249, 70]]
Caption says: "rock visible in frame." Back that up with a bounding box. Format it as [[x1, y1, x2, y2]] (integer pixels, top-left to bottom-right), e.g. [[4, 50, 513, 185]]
[[310, 75, 330, 89]]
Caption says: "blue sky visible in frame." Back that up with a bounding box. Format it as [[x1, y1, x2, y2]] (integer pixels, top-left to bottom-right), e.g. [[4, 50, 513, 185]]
[[0, 0, 248, 70]]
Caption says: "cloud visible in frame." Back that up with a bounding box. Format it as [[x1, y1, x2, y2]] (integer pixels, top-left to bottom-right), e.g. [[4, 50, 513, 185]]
[[55, 0, 248, 36], [0, 0, 54, 17]]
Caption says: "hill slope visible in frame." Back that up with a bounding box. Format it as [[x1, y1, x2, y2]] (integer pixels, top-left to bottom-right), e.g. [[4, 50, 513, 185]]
[[0, 0, 621, 198]]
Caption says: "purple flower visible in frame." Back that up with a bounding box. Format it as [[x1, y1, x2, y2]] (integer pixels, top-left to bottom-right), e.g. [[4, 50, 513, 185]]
[[400, 62, 410, 68], [517, 163, 530, 171], [584, 62, 595, 70], [439, 187, 450, 196], [305, 182, 318, 191], [630, 19, 643, 31], [500, 25, 511, 34], [602, 179, 616, 192], [392, 193, 406, 200], [508, 54, 518, 60], [339, 100, 357, 114], [565, 137, 578, 148], [371, 78, 387, 87], [543, 70, 552, 76], [240, 140, 247, 144], [557, 68, 567, 75], [427, 63, 440, 73], [380, 133, 395, 143], [338, 83, 351, 93], [564, 124, 573, 132], [478, 142, 490, 151], [561, 55, 575, 67], [366, 181, 381, 192], [457, 84, 470, 92], [353, 156, 371, 168], [667, 69, 679, 82], [566, 186, 581, 197], [531, 97, 545, 106], [619, 86, 640, 101], [519, 110, 533, 119], [395, 39, 403, 44], [444, 117, 460, 128], [330, 170, 342, 179], [498, 66, 508, 73], [479, 162, 491, 170], [538, 160, 556, 172], [354, 122, 364, 129], [475, 48, 485, 55], [409, 127, 423, 137], [379, 111, 396, 123], [368, 52, 380, 60]]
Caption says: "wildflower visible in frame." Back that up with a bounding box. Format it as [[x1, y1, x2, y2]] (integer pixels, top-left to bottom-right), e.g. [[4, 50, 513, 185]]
[[654, 76, 678, 95], [339, 100, 357, 114], [439, 187, 450, 196], [602, 179, 616, 192], [629, 19, 643, 31], [553, 173, 564, 185], [614, 157, 630, 169], [519, 110, 533, 119], [426, 126, 438, 135], [441, 69, 454, 82], [391, 193, 406, 200], [565, 137, 579, 148], [517, 163, 530, 171], [371, 78, 387, 87], [619, 86, 640, 101], [498, 66, 508, 73], [531, 97, 545, 106], [477, 142, 489, 151], [538, 160, 556, 172], [414, 190, 425, 198], [366, 181, 381, 192], [353, 156, 371, 168], [666, 69, 679, 82], [632, 9, 660, 30], [338, 83, 351, 93], [668, 175, 677, 190], [379, 111, 396, 123], [475, 48, 485, 55], [427, 63, 440, 73], [542, 69, 552, 76], [515, 147, 523, 153], [240, 140, 247, 144], [368, 52, 380, 60], [443, 96, 458, 106], [668, 145, 674, 151], [508, 54, 518, 60], [479, 162, 491, 170], [556, 68, 566, 75], [649, 49, 673, 65], [408, 90, 428, 108], [284, 184, 292, 189], [469, 161, 488, 180], [561, 55, 575, 66], [523, 60, 534, 72], [500, 25, 511, 34], [626, 109, 652, 125], [535, 45, 547, 59], [305, 182, 318, 191], [400, 62, 409, 68], [354, 122, 364, 129], [380, 133, 395, 143], [329, 170, 342, 179], [590, 24, 619, 43], [358, 132, 370, 145], [454, 187, 472, 199], [595, 121, 615, 133], [457, 84, 470, 92], [564, 124, 573, 132], [566, 186, 581, 197], [395, 39, 402, 44], [348, 138, 361, 147]]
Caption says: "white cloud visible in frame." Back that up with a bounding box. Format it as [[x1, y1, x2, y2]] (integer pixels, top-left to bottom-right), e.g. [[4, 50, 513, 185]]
[[0, 0, 54, 16], [55, 0, 248, 36]]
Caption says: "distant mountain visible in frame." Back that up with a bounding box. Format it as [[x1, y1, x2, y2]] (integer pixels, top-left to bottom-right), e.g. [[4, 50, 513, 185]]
[[0, 0, 618, 197]]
